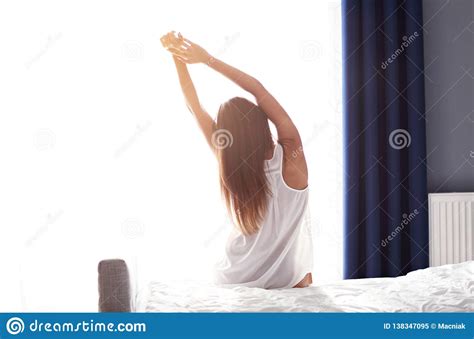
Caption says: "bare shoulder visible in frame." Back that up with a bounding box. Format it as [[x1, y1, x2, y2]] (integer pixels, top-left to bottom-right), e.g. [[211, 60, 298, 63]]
[[279, 140, 308, 190]]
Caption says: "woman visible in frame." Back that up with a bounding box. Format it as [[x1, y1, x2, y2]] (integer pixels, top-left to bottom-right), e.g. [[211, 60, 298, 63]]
[[161, 32, 313, 289]]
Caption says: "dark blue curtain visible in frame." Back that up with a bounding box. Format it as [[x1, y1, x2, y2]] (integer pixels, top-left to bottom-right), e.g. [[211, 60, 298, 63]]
[[342, 0, 429, 279]]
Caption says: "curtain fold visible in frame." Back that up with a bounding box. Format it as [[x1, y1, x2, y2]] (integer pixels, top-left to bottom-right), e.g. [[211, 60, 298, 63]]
[[342, 0, 429, 279]]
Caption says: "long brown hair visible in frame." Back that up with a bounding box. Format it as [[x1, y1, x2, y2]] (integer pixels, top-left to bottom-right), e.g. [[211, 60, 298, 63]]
[[214, 97, 274, 235]]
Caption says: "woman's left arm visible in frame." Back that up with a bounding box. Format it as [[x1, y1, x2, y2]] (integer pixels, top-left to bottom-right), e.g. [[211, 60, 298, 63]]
[[171, 56, 215, 149]]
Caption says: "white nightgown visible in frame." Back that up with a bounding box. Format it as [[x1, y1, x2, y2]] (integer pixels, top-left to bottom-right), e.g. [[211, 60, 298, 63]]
[[214, 143, 313, 289]]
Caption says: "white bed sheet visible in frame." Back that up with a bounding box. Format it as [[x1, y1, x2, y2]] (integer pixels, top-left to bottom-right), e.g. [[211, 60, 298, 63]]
[[142, 261, 473, 312]]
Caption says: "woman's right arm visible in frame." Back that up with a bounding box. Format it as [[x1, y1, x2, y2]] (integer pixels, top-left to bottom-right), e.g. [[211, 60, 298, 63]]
[[206, 57, 302, 147], [206, 57, 308, 188], [168, 36, 302, 148], [167, 34, 308, 188]]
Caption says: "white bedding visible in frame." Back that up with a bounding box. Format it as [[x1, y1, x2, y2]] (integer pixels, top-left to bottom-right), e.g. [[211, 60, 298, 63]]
[[142, 261, 473, 312]]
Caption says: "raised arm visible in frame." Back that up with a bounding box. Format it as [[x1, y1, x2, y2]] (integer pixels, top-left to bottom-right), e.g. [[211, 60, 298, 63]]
[[165, 34, 302, 148], [206, 57, 302, 148], [161, 33, 215, 150], [164, 32, 307, 188], [208, 57, 308, 187]]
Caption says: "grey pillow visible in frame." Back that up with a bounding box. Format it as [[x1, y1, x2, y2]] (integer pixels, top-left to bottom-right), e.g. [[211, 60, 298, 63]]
[[98, 259, 131, 312]]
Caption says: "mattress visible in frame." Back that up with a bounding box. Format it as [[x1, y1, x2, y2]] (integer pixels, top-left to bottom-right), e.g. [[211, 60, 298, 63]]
[[142, 261, 473, 312]]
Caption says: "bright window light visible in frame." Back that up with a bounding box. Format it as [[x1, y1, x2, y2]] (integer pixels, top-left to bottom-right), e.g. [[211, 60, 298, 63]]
[[0, 0, 342, 311]]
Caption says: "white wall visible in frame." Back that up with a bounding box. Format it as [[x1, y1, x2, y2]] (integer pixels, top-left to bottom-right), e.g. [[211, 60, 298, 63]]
[[0, 0, 342, 311]]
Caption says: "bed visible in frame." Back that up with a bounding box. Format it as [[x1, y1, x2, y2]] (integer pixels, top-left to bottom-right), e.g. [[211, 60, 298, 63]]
[[98, 260, 473, 312]]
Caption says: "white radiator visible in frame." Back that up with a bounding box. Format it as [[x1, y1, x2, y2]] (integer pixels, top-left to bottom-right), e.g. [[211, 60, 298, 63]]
[[429, 192, 474, 266]]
